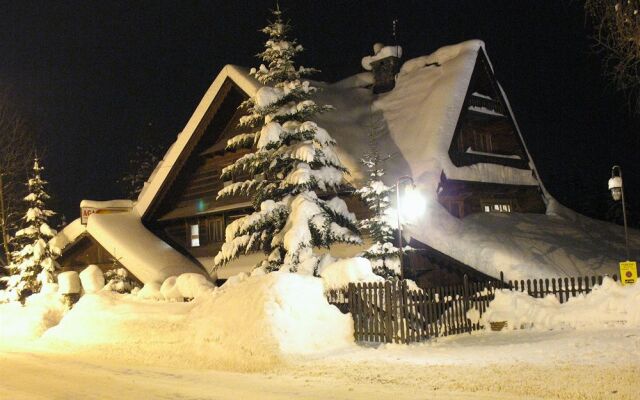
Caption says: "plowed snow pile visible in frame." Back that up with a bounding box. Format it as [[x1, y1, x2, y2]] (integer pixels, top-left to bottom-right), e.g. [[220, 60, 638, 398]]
[[6, 272, 353, 370]]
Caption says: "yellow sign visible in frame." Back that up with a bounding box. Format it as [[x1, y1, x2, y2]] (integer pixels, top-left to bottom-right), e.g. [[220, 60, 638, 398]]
[[619, 261, 638, 286]]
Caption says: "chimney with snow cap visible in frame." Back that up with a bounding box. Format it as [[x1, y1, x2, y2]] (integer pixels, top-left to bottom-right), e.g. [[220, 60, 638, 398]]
[[361, 43, 402, 94]]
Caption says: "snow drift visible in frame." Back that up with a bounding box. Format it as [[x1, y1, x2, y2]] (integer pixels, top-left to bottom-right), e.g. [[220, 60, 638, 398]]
[[480, 278, 640, 331], [0, 289, 68, 342], [38, 272, 353, 370]]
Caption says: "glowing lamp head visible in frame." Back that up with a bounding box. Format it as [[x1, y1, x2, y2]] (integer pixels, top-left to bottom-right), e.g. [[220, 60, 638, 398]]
[[399, 184, 426, 222], [608, 176, 623, 201]]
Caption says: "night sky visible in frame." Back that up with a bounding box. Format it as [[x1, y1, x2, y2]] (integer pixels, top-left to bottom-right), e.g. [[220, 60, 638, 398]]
[[0, 1, 638, 226]]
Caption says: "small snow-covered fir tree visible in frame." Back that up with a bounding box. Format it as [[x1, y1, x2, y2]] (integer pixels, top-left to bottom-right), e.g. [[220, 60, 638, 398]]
[[356, 143, 401, 279], [214, 7, 361, 274], [1, 158, 58, 301]]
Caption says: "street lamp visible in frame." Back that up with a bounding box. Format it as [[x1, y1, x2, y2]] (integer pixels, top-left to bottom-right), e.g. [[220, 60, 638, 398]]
[[608, 165, 630, 261], [395, 176, 425, 279]]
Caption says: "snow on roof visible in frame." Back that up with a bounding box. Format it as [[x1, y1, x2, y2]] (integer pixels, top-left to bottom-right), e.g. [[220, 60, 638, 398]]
[[314, 39, 639, 279], [49, 218, 86, 254], [361, 44, 403, 70], [134, 65, 260, 218], [80, 199, 133, 209], [134, 40, 639, 280], [86, 212, 204, 284]]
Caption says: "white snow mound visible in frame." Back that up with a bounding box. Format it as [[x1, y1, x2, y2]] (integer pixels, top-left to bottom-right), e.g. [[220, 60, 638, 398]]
[[319, 257, 383, 290], [41, 272, 353, 369], [57, 271, 81, 294], [480, 278, 640, 330], [79, 265, 105, 293], [0, 292, 68, 343]]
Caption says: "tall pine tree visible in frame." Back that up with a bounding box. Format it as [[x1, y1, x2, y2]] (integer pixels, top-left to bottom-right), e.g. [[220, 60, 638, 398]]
[[356, 142, 401, 279], [213, 8, 361, 274], [1, 158, 58, 301]]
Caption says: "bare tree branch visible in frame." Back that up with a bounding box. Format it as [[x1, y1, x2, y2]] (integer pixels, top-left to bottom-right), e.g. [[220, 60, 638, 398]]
[[586, 0, 640, 112], [0, 88, 36, 266]]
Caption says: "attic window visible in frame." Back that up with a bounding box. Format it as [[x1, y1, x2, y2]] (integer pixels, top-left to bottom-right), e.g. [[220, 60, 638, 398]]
[[190, 224, 200, 247], [481, 201, 512, 213]]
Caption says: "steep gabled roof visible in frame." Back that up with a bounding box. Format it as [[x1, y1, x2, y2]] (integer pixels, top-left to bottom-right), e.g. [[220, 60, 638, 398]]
[[135, 65, 260, 220], [135, 40, 639, 280]]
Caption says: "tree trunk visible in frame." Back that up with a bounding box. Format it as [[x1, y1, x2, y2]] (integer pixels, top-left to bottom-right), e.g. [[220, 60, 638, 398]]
[[0, 173, 11, 265]]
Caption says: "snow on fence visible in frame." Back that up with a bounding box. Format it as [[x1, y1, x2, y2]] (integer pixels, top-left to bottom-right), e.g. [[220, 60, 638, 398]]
[[328, 272, 620, 344]]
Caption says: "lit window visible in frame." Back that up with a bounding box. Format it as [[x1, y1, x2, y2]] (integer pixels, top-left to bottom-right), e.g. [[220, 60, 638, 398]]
[[190, 224, 200, 247], [482, 203, 511, 213]]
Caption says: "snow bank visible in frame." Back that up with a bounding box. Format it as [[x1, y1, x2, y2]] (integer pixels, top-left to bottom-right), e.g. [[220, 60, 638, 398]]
[[190, 272, 353, 357], [136, 282, 163, 300], [0, 292, 68, 343], [41, 272, 353, 370], [159, 276, 183, 301], [175, 273, 216, 298], [480, 278, 640, 330], [319, 257, 383, 290]]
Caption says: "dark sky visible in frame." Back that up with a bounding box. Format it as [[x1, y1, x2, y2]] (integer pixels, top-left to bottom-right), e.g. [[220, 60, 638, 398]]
[[0, 1, 638, 225]]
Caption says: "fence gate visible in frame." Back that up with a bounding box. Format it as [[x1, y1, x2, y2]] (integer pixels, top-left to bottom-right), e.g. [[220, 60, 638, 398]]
[[347, 279, 482, 344]]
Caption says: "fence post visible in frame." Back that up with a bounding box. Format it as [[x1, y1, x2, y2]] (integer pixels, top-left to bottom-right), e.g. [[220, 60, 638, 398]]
[[348, 283, 357, 341], [463, 274, 471, 333], [384, 280, 393, 343]]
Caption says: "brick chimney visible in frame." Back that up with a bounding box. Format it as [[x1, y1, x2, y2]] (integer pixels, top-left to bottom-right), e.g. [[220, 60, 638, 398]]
[[362, 43, 402, 94]]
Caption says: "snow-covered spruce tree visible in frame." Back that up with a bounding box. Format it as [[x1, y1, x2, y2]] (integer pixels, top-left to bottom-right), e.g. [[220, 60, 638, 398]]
[[356, 144, 401, 279], [1, 158, 58, 301], [213, 8, 361, 274]]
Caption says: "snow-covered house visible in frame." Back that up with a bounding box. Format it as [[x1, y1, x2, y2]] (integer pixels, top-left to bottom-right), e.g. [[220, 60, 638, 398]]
[[59, 40, 639, 286]]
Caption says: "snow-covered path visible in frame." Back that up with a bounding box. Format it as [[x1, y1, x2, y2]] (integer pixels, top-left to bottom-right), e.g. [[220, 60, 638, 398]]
[[0, 351, 502, 400], [1, 328, 638, 400]]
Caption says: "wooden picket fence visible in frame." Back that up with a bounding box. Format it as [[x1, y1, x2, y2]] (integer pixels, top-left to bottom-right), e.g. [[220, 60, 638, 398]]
[[328, 272, 620, 344], [503, 274, 618, 303]]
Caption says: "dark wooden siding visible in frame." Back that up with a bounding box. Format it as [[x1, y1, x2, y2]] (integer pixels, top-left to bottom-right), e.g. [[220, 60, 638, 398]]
[[148, 81, 249, 221], [437, 175, 546, 219], [57, 236, 127, 277], [448, 50, 530, 169]]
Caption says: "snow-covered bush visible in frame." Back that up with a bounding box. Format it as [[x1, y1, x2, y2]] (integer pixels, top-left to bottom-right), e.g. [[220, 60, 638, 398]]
[[104, 267, 140, 294], [214, 8, 361, 275]]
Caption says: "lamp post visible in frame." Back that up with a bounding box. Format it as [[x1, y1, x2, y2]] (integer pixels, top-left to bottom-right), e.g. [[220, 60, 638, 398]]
[[609, 165, 630, 261], [396, 175, 415, 280]]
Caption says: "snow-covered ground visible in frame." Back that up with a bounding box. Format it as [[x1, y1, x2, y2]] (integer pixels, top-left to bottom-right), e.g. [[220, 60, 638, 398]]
[[3, 271, 640, 399], [1, 327, 638, 400]]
